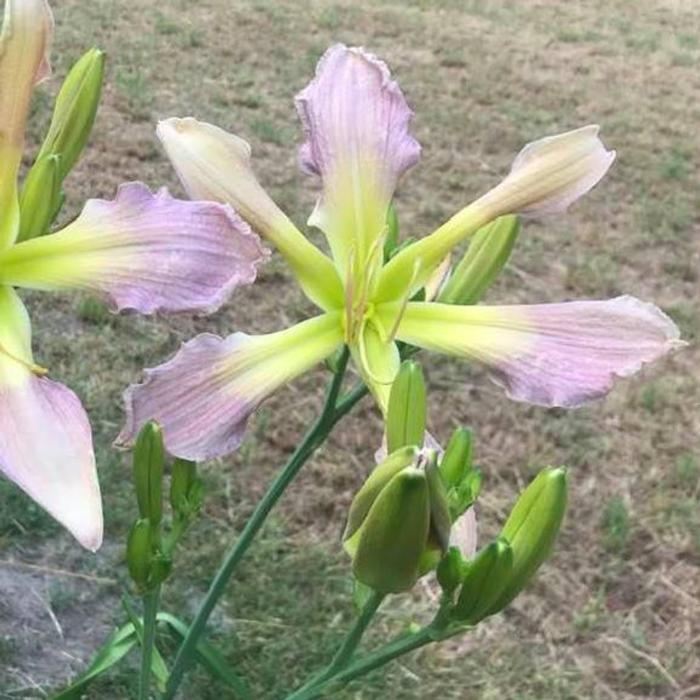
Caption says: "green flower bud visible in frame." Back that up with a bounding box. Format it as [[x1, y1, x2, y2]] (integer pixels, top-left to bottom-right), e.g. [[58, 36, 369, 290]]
[[169, 458, 197, 514], [383, 202, 400, 260], [344, 446, 419, 543], [455, 539, 513, 623], [37, 48, 105, 181], [494, 467, 568, 610], [440, 427, 473, 489], [133, 421, 165, 527], [351, 467, 430, 593], [127, 518, 153, 589], [17, 154, 62, 242], [436, 547, 465, 595], [149, 552, 173, 586], [386, 361, 426, 453], [439, 215, 520, 305], [426, 455, 451, 551]]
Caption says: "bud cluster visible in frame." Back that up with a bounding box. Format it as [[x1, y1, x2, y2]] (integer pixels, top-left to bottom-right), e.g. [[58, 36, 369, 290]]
[[343, 359, 568, 629], [126, 421, 204, 593]]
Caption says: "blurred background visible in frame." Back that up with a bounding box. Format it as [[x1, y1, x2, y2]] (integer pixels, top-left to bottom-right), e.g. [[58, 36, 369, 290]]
[[0, 1, 698, 697]]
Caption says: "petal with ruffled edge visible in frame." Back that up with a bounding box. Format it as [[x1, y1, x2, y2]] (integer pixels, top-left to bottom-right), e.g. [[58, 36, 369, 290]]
[[0, 0, 53, 248], [118, 313, 344, 461], [0, 286, 102, 550], [387, 297, 684, 408], [157, 118, 342, 312], [296, 44, 420, 281], [0, 182, 268, 314]]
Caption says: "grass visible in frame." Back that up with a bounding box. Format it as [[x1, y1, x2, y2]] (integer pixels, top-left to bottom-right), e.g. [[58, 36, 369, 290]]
[[1, 0, 699, 698]]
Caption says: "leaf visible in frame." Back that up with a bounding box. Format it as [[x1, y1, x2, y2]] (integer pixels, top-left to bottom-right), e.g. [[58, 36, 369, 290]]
[[158, 612, 250, 699], [52, 623, 137, 699]]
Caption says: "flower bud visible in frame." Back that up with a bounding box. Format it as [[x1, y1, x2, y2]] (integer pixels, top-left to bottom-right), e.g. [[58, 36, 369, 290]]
[[133, 421, 165, 527], [383, 202, 400, 260], [37, 47, 105, 180], [350, 467, 430, 593], [169, 458, 198, 517], [454, 538, 513, 623], [438, 215, 519, 305], [440, 427, 473, 489], [436, 546, 465, 595], [127, 518, 153, 589], [17, 154, 62, 242], [494, 467, 568, 609], [386, 360, 426, 454], [344, 446, 418, 542]]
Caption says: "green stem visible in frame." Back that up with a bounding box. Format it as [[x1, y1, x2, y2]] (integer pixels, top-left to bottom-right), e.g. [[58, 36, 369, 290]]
[[285, 625, 437, 700], [163, 348, 368, 699], [138, 586, 160, 700]]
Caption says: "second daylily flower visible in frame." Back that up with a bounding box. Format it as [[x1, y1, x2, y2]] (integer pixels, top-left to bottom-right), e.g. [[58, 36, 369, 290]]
[[0, 0, 266, 549], [119, 44, 683, 460]]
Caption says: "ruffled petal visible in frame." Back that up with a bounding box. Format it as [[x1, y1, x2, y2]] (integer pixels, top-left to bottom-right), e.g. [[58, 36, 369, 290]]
[[0, 287, 101, 550], [118, 313, 344, 460], [296, 44, 420, 279], [0, 0, 54, 248], [157, 118, 342, 311], [0, 182, 268, 314], [391, 297, 684, 408]]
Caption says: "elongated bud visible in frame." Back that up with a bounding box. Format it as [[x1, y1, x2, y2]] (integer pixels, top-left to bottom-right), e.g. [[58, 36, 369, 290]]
[[127, 518, 153, 588], [478, 126, 615, 219], [440, 427, 473, 489], [383, 202, 400, 261], [386, 361, 426, 453], [37, 47, 105, 180], [344, 446, 418, 542], [436, 546, 465, 595], [170, 458, 197, 515], [352, 467, 430, 593], [455, 538, 513, 622], [494, 467, 568, 610], [426, 455, 451, 551], [149, 552, 173, 586], [133, 421, 165, 527], [17, 154, 62, 242], [439, 215, 519, 305]]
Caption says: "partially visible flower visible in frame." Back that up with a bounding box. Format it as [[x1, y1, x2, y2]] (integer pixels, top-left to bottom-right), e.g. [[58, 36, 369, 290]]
[[120, 43, 683, 461], [0, 0, 266, 549]]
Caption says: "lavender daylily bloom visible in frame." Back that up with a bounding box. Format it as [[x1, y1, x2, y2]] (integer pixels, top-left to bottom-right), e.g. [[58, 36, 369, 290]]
[[0, 0, 266, 549], [120, 43, 683, 461]]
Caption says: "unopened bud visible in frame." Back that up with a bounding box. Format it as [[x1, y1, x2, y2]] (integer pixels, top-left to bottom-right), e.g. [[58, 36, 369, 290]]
[[439, 215, 519, 305], [127, 518, 153, 588], [37, 48, 105, 180], [344, 446, 418, 542], [17, 154, 62, 242], [386, 361, 426, 453], [455, 538, 512, 623], [169, 458, 197, 516], [495, 467, 568, 609], [440, 427, 473, 489], [436, 547, 465, 595], [351, 467, 431, 593], [133, 421, 165, 527]]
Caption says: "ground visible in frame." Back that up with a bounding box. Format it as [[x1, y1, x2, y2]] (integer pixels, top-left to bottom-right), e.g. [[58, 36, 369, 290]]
[[0, 0, 698, 698]]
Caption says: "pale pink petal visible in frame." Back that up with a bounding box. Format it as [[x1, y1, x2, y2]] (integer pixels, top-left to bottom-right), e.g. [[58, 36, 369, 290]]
[[0, 287, 101, 550], [450, 506, 477, 560], [394, 297, 684, 408], [295, 44, 420, 272], [0, 182, 268, 314], [117, 314, 343, 460]]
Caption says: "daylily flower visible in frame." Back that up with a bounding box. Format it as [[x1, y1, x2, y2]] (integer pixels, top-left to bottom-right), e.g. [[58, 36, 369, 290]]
[[120, 44, 683, 461], [0, 0, 266, 549]]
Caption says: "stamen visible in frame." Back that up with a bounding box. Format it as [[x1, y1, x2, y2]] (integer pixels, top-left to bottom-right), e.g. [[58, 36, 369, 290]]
[[0, 341, 48, 376]]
